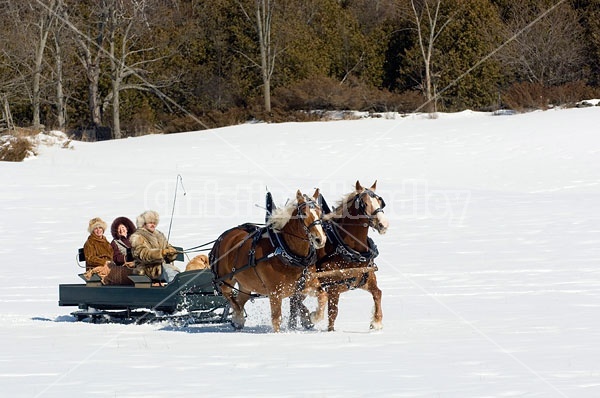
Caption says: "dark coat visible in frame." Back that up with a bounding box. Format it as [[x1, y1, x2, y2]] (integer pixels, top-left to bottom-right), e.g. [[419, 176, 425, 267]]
[[110, 217, 136, 265], [111, 237, 132, 266]]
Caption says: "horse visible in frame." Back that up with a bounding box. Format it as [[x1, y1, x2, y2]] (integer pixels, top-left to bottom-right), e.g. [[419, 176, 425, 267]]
[[290, 181, 389, 331], [210, 189, 326, 332]]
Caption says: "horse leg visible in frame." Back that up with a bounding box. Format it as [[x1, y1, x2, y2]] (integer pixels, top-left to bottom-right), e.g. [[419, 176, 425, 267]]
[[289, 293, 311, 329], [366, 274, 383, 330], [221, 283, 247, 330], [298, 298, 315, 329], [326, 288, 341, 332], [309, 288, 327, 325], [269, 294, 284, 333], [295, 293, 315, 330], [288, 293, 300, 329]]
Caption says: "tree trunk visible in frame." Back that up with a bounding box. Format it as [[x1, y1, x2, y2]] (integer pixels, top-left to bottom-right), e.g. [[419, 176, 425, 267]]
[[88, 68, 102, 126], [54, 33, 66, 129], [32, 1, 55, 129], [256, 0, 272, 113], [112, 78, 121, 139], [411, 0, 445, 114]]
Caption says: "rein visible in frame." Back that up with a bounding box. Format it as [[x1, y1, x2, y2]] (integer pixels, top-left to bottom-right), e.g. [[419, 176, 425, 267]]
[[182, 239, 218, 253]]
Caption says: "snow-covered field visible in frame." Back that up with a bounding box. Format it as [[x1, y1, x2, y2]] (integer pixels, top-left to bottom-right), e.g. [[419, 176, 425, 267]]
[[1, 105, 599, 397]]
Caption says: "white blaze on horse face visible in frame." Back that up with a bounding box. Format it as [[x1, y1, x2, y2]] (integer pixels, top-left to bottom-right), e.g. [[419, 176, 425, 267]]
[[305, 206, 326, 249], [375, 212, 389, 234], [364, 193, 389, 234]]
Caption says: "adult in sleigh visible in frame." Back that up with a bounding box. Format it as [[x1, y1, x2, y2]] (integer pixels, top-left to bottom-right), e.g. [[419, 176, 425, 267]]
[[130, 210, 180, 284], [83, 211, 180, 285], [83, 217, 134, 285], [63, 211, 229, 323]]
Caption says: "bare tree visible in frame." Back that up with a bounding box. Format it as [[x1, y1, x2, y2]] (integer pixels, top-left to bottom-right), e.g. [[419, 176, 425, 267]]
[[238, 0, 279, 113], [498, 0, 586, 86], [1, 0, 58, 128], [102, 0, 175, 138], [52, 10, 66, 129], [408, 0, 453, 113], [1, 94, 15, 130], [65, 0, 109, 128], [31, 0, 58, 129], [104, 0, 145, 139]]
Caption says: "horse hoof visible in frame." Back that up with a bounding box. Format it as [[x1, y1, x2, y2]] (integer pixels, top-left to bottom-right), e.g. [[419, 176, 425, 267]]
[[370, 321, 383, 330], [301, 320, 314, 330], [230, 320, 245, 330], [309, 312, 322, 324]]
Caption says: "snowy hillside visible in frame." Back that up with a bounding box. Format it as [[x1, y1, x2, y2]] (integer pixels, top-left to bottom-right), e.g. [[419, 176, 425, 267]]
[[1, 105, 600, 397]]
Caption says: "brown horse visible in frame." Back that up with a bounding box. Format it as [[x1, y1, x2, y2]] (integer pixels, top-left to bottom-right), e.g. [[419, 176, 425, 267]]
[[210, 189, 326, 332], [290, 181, 389, 331]]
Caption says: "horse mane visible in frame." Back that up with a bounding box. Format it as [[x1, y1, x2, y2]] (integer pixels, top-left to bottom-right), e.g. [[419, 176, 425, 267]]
[[325, 190, 360, 221], [268, 200, 297, 231]]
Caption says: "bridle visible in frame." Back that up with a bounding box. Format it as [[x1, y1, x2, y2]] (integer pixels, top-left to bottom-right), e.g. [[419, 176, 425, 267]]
[[296, 195, 324, 245], [353, 189, 386, 231]]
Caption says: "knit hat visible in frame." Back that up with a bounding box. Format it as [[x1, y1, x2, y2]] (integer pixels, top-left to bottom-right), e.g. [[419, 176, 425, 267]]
[[136, 210, 160, 228], [88, 217, 107, 234]]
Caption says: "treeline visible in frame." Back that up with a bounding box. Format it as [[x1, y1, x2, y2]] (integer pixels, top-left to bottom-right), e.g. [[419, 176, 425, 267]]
[[1, 0, 599, 139]]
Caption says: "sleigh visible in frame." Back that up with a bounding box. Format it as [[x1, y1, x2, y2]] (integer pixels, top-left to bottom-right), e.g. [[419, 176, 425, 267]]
[[58, 247, 231, 324]]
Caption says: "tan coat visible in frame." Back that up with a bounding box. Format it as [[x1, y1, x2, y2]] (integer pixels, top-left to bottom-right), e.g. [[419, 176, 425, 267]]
[[83, 234, 113, 270], [130, 227, 178, 280], [83, 234, 133, 285]]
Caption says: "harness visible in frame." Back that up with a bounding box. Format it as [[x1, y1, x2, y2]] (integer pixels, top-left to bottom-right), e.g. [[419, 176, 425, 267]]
[[317, 194, 380, 266], [320, 221, 379, 264], [265, 191, 318, 268], [211, 193, 319, 290], [315, 192, 383, 290]]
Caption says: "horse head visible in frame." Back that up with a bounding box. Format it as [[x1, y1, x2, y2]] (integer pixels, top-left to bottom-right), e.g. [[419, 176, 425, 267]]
[[354, 180, 389, 234], [295, 188, 326, 249]]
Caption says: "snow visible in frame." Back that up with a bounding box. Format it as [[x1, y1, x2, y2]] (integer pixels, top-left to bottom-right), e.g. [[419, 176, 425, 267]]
[[1, 105, 600, 397]]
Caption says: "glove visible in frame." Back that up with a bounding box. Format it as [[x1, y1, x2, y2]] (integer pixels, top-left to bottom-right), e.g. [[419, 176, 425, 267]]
[[162, 247, 178, 257]]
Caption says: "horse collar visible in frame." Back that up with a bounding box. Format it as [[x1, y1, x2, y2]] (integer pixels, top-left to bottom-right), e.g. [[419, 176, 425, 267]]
[[267, 227, 316, 267], [323, 220, 379, 264]]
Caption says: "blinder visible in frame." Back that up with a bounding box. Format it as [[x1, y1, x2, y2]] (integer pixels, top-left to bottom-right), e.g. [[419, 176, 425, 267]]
[[298, 195, 323, 231], [355, 189, 386, 215]]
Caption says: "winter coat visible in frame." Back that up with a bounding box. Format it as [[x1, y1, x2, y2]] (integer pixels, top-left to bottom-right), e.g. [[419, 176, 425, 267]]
[[83, 234, 113, 270], [110, 216, 136, 265], [111, 237, 131, 265], [83, 233, 133, 285], [130, 227, 178, 280]]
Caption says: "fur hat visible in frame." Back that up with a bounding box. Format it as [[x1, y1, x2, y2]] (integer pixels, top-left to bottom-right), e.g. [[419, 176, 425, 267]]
[[111, 216, 137, 239], [88, 217, 107, 234], [136, 210, 160, 228]]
